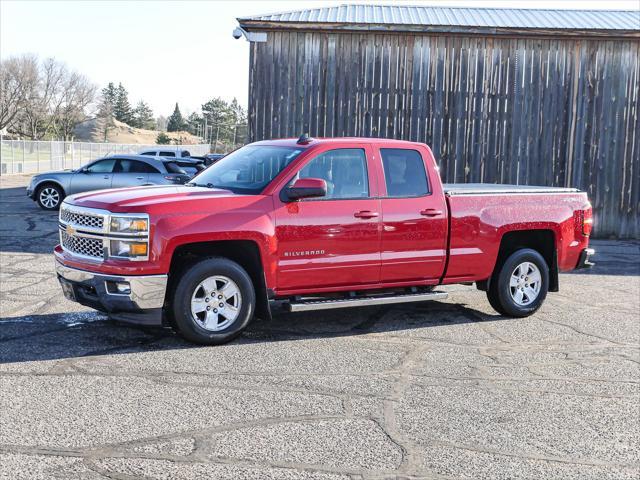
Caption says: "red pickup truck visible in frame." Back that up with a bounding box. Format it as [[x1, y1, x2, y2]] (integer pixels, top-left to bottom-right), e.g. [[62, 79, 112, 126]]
[[54, 137, 594, 344]]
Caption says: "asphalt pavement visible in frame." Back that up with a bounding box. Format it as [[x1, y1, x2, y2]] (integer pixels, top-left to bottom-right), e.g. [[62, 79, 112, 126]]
[[1, 174, 638, 480]]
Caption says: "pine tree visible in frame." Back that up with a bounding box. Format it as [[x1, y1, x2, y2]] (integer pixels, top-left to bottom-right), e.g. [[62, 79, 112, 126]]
[[185, 112, 203, 135], [229, 97, 247, 124], [201, 97, 232, 126], [156, 132, 171, 144], [113, 83, 133, 125], [167, 103, 185, 132], [96, 84, 116, 141], [132, 101, 155, 130], [101, 82, 117, 111]]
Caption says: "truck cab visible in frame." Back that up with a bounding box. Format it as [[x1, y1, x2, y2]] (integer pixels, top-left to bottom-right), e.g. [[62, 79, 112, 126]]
[[55, 137, 594, 344]]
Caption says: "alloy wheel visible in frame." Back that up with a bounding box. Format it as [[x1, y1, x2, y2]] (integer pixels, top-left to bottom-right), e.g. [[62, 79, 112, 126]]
[[509, 261, 542, 306], [39, 188, 60, 208], [190, 275, 242, 331]]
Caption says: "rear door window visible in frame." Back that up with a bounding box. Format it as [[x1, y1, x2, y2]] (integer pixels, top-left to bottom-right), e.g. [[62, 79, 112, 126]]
[[380, 149, 430, 197], [116, 159, 159, 173], [159, 151, 176, 157]]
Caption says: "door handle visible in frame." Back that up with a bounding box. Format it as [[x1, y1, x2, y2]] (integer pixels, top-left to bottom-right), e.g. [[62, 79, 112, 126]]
[[354, 210, 379, 219], [420, 208, 443, 217], [136, 176, 144, 180], [103, 175, 110, 179]]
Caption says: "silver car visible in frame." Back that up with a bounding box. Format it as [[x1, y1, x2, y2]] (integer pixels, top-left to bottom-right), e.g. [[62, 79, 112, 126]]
[[27, 155, 191, 210]]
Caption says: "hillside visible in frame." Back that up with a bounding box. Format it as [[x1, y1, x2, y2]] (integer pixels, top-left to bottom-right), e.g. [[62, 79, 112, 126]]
[[73, 118, 202, 144]]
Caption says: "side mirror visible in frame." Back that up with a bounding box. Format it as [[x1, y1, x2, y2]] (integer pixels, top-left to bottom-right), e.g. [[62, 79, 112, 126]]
[[284, 178, 327, 201], [79, 167, 88, 173]]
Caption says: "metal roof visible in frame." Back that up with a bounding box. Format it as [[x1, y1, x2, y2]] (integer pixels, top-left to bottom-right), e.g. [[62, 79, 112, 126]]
[[239, 4, 640, 34]]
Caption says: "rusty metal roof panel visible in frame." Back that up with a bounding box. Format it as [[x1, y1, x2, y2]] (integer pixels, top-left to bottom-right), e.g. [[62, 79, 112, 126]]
[[238, 4, 640, 32]]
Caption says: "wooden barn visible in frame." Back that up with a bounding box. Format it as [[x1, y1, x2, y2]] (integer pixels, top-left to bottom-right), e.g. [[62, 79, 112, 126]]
[[237, 5, 640, 238]]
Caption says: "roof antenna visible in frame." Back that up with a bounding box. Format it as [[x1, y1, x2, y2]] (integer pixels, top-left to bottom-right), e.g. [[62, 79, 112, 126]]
[[297, 133, 313, 145]]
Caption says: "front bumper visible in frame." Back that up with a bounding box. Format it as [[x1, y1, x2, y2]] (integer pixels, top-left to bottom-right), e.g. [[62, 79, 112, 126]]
[[576, 248, 595, 269], [55, 261, 168, 325]]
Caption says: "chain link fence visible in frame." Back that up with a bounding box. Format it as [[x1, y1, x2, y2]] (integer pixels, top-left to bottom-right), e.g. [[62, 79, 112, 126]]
[[202, 123, 248, 154], [0, 141, 212, 175]]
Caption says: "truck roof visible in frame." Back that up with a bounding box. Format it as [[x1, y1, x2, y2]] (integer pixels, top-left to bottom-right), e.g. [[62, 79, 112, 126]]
[[251, 137, 426, 148]]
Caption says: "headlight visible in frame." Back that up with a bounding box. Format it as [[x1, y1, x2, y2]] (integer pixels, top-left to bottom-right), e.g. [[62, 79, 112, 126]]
[[108, 214, 149, 260], [110, 216, 148, 233], [110, 240, 148, 259]]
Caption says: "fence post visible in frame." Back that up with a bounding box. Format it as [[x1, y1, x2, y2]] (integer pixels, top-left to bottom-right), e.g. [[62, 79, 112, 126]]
[[22, 139, 26, 174], [10, 140, 15, 175], [214, 127, 219, 153], [36, 142, 40, 173]]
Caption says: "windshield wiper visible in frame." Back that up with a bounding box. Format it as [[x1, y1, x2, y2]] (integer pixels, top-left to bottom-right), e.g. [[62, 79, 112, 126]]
[[185, 182, 215, 188]]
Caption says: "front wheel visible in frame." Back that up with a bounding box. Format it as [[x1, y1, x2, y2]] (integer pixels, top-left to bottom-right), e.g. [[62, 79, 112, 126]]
[[171, 257, 255, 345], [486, 248, 549, 317], [36, 184, 64, 210]]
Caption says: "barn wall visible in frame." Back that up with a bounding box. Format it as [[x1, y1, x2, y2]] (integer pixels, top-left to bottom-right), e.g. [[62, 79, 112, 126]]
[[248, 31, 640, 238]]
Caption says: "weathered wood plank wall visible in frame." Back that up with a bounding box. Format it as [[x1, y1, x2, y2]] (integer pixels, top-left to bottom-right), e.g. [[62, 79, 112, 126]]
[[248, 31, 640, 238]]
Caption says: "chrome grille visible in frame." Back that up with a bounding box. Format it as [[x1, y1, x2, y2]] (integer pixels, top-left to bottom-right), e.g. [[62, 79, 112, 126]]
[[60, 230, 104, 259], [60, 208, 104, 229]]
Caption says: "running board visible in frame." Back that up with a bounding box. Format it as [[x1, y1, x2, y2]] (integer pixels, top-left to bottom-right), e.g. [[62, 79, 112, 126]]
[[286, 291, 448, 312]]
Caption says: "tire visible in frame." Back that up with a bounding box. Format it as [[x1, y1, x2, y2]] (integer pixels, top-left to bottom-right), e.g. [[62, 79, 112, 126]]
[[171, 257, 255, 345], [486, 248, 549, 317], [36, 183, 64, 210]]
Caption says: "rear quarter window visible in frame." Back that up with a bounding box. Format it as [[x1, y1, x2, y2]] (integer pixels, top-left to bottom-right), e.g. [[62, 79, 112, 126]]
[[164, 162, 187, 174]]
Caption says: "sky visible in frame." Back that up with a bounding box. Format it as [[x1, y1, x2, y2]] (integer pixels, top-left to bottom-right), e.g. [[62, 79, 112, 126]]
[[1, 0, 638, 118]]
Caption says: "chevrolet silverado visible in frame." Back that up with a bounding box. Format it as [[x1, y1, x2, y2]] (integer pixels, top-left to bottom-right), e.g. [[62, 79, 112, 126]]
[[54, 136, 594, 344]]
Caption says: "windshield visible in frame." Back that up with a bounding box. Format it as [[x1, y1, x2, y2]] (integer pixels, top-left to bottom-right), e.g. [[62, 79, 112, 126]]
[[189, 145, 303, 194]]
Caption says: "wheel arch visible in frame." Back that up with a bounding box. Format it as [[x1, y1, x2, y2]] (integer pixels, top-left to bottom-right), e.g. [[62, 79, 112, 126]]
[[478, 229, 558, 292], [35, 179, 66, 197], [167, 239, 271, 321]]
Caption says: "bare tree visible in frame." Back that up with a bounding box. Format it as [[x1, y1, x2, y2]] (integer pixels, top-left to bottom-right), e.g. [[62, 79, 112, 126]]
[[6, 57, 96, 140], [0, 54, 38, 132], [56, 72, 96, 140], [16, 58, 67, 139]]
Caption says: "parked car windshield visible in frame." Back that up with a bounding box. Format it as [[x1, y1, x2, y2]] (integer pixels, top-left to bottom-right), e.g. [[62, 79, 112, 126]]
[[189, 145, 303, 194]]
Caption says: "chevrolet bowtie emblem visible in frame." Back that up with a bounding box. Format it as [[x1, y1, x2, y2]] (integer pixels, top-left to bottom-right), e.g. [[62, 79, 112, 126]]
[[66, 224, 75, 236]]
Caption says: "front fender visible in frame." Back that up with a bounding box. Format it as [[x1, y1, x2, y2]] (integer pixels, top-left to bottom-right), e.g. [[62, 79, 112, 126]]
[[33, 175, 71, 195]]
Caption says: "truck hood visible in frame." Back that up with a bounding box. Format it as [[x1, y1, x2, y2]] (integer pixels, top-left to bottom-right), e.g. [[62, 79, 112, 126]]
[[65, 185, 244, 213]]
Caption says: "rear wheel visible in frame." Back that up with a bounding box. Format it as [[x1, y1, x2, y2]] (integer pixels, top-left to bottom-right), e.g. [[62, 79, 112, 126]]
[[487, 248, 549, 317], [171, 257, 255, 345], [36, 184, 64, 210]]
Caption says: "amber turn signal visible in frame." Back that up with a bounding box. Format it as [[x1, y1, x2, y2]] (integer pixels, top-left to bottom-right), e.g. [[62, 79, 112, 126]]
[[129, 243, 148, 256]]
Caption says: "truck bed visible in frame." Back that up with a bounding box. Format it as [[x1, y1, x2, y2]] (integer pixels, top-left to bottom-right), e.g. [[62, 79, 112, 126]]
[[443, 183, 580, 196], [441, 183, 589, 284]]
